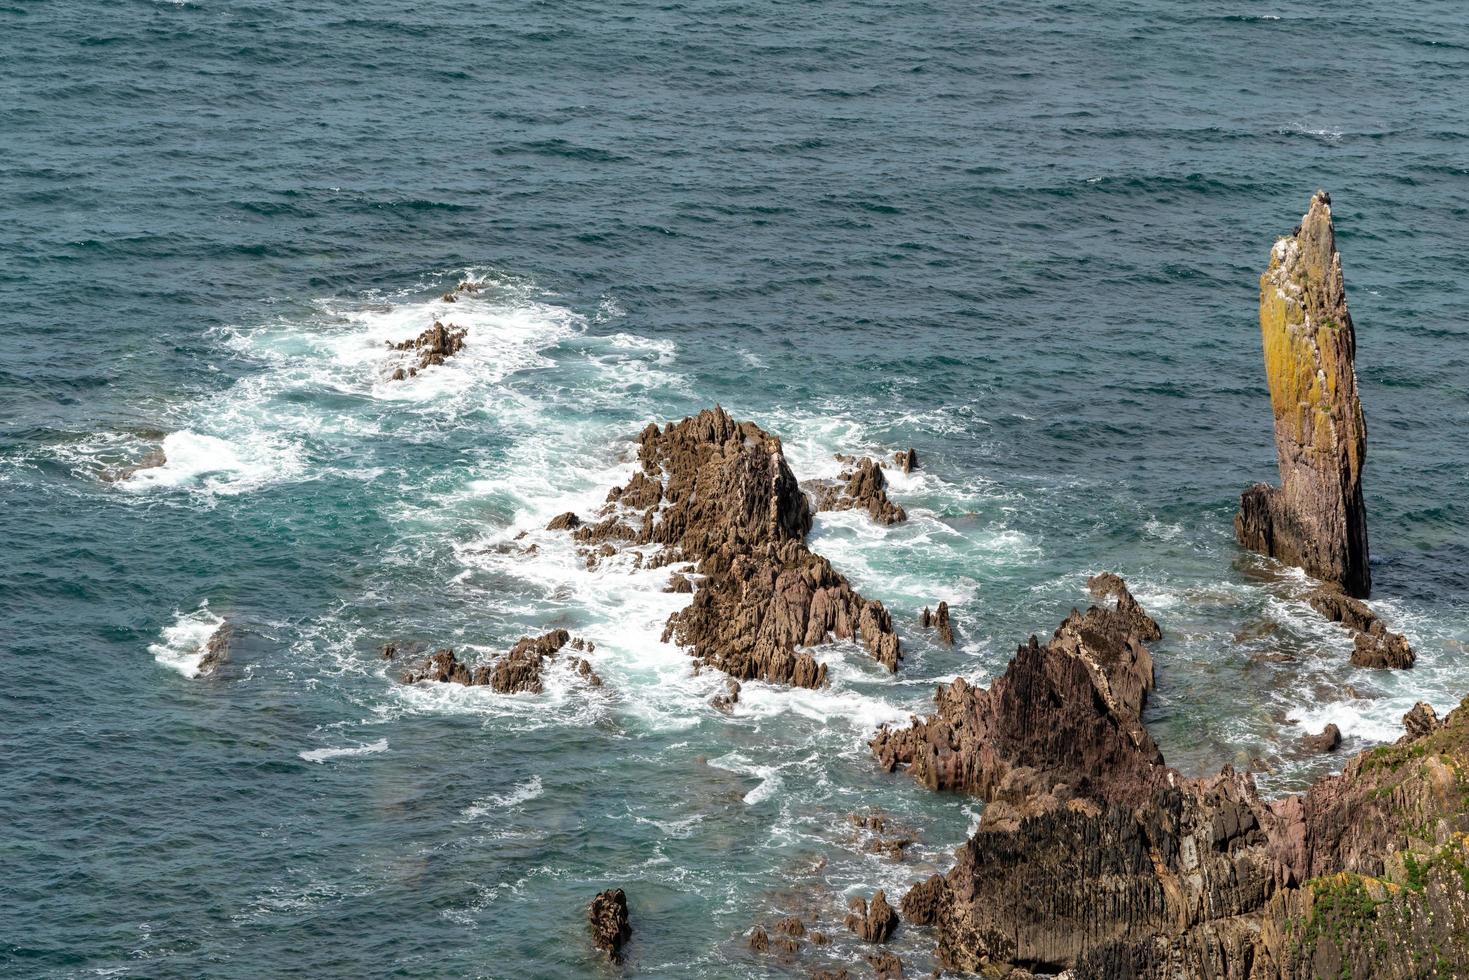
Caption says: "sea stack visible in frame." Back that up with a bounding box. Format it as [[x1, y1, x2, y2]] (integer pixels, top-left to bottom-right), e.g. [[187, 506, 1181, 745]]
[[1235, 191, 1371, 598]]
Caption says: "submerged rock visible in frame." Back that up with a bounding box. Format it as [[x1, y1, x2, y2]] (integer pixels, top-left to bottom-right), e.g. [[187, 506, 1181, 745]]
[[878, 577, 1469, 977], [1235, 191, 1371, 598], [588, 888, 631, 962], [811, 456, 907, 525], [197, 621, 231, 676], [556, 408, 902, 687]]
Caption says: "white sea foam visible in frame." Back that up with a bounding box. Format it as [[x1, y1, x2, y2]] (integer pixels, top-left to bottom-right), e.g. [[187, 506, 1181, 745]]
[[149, 603, 226, 678], [460, 776, 544, 819], [299, 738, 389, 763], [120, 430, 302, 495]]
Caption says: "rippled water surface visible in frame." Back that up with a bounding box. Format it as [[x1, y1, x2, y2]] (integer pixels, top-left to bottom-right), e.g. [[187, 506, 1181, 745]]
[[2, 0, 1467, 976]]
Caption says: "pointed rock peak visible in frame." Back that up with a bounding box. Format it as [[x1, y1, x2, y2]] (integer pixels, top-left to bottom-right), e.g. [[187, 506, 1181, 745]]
[[1236, 191, 1371, 597]]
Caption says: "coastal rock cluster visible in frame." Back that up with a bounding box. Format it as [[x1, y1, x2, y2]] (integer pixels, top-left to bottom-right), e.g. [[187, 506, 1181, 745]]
[[394, 629, 601, 693], [386, 320, 466, 380], [548, 407, 903, 687], [810, 456, 907, 525], [878, 577, 1469, 976]]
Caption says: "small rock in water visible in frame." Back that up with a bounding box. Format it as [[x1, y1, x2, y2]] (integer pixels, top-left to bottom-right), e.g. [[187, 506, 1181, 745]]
[[844, 890, 898, 943], [197, 621, 231, 676], [893, 448, 918, 474], [588, 888, 631, 962], [1301, 723, 1341, 753]]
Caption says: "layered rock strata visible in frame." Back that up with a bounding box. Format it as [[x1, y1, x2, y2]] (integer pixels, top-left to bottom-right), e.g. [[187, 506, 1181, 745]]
[[876, 578, 1469, 976], [1235, 191, 1371, 598], [550, 408, 901, 687]]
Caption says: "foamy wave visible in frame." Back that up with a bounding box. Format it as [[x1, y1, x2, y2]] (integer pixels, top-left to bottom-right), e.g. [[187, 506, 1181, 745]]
[[119, 430, 303, 495], [149, 603, 225, 678], [299, 738, 389, 763], [460, 776, 544, 819]]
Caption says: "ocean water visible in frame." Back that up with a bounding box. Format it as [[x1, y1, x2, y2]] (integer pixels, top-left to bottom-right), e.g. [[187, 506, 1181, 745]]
[[2, 0, 1467, 976]]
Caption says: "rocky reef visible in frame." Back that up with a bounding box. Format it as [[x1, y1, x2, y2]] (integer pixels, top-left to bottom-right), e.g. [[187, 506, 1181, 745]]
[[1235, 191, 1371, 598], [386, 319, 466, 380], [549, 407, 902, 688], [876, 577, 1469, 977], [396, 629, 601, 692]]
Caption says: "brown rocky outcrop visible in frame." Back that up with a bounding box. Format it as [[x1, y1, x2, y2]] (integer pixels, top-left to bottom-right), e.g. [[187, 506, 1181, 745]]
[[398, 629, 599, 691], [556, 408, 901, 687], [866, 951, 904, 978], [811, 457, 907, 525], [1308, 583, 1416, 669], [844, 890, 898, 943], [1301, 723, 1341, 753], [871, 574, 1159, 809], [588, 888, 631, 962], [878, 578, 1469, 977], [386, 320, 467, 379], [1235, 191, 1371, 598], [893, 448, 918, 474]]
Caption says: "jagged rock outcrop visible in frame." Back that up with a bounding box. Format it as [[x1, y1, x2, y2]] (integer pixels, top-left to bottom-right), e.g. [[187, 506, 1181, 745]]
[[872, 573, 1159, 811], [1308, 584, 1416, 669], [398, 629, 600, 691], [894, 448, 918, 474], [878, 577, 1469, 977], [588, 888, 631, 962], [554, 408, 901, 687], [1235, 191, 1371, 598], [844, 890, 899, 943], [811, 457, 907, 525], [386, 320, 467, 379]]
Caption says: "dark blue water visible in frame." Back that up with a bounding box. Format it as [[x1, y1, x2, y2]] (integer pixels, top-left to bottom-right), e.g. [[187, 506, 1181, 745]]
[[3, 1, 1467, 976]]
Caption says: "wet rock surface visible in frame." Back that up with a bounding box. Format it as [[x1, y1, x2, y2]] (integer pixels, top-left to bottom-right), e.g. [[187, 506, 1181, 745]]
[[810, 456, 907, 525], [1309, 583, 1416, 669], [386, 319, 466, 379], [1301, 723, 1342, 753], [877, 577, 1469, 977], [844, 890, 899, 943], [555, 408, 901, 687], [588, 888, 631, 962], [398, 629, 599, 692], [197, 621, 231, 676], [1235, 191, 1371, 598]]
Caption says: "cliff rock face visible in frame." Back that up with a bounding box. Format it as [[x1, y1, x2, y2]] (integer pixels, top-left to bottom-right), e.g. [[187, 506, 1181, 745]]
[[1236, 191, 1371, 598], [555, 408, 902, 687], [878, 579, 1469, 977]]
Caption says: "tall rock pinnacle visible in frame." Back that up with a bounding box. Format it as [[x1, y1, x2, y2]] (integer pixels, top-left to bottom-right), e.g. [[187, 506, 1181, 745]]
[[1235, 191, 1371, 597]]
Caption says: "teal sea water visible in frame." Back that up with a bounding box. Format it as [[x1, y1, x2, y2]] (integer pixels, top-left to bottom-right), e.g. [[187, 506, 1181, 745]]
[[2, 0, 1467, 976]]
